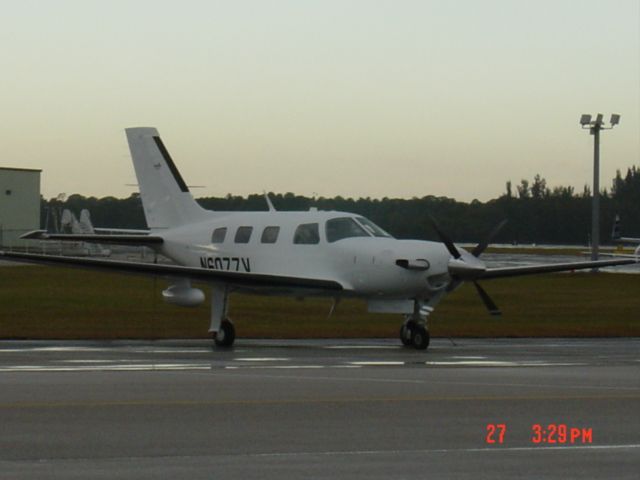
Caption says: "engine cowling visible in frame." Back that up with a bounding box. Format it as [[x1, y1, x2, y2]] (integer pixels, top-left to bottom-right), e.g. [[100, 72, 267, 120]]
[[162, 284, 205, 307]]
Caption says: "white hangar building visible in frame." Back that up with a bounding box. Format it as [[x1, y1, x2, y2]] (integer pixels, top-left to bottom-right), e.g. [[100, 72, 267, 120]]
[[0, 167, 42, 248]]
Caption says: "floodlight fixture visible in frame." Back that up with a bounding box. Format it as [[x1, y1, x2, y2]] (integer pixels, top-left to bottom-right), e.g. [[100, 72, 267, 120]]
[[580, 114, 592, 126], [610, 114, 620, 126], [594, 113, 603, 126]]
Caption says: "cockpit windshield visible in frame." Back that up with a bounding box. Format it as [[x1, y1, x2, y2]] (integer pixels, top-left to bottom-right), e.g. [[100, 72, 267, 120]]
[[325, 216, 393, 242], [355, 217, 393, 238], [326, 217, 369, 243]]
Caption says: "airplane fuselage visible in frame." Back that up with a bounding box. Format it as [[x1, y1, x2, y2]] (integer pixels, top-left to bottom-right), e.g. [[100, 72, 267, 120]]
[[157, 210, 454, 300]]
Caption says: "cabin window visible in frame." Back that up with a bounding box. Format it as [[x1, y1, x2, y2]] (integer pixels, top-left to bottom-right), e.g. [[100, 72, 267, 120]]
[[234, 226, 253, 244], [356, 217, 393, 238], [326, 217, 369, 243], [293, 223, 320, 244], [261, 226, 280, 244], [211, 227, 227, 243]]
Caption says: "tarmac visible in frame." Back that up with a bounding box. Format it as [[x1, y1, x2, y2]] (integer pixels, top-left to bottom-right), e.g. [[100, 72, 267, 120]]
[[0, 338, 638, 479]]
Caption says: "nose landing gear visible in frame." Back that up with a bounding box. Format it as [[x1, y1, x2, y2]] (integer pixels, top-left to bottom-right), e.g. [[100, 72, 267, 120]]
[[400, 298, 440, 350], [400, 319, 430, 350]]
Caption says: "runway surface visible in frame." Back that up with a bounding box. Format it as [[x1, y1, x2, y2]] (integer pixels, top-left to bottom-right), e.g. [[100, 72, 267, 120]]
[[0, 338, 638, 479]]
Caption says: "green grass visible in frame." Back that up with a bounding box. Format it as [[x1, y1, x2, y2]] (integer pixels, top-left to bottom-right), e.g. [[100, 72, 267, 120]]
[[1, 265, 639, 339]]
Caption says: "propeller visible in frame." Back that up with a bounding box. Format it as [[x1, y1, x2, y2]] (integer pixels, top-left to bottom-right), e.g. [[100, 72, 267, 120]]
[[473, 281, 501, 316], [428, 216, 506, 316], [472, 219, 508, 257]]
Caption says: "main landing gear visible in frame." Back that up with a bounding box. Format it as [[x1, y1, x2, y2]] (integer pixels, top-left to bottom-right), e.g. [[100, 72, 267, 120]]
[[400, 318, 430, 350], [210, 287, 236, 348], [214, 318, 236, 347]]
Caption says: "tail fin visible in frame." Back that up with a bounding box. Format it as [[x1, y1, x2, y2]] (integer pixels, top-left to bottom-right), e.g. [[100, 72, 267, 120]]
[[78, 209, 95, 234], [612, 214, 621, 241], [60, 209, 78, 233], [125, 127, 210, 230]]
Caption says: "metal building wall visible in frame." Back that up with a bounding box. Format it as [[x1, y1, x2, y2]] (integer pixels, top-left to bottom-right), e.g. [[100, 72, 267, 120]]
[[0, 167, 42, 248]]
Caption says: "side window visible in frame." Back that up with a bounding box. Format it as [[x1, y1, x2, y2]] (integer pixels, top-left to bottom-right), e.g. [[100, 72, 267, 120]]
[[261, 226, 280, 244], [234, 226, 253, 244], [211, 227, 227, 244], [293, 223, 320, 245]]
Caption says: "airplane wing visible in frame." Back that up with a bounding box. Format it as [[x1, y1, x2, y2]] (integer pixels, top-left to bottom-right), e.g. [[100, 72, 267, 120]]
[[20, 230, 163, 246], [0, 251, 344, 292], [480, 257, 638, 280], [616, 237, 640, 244]]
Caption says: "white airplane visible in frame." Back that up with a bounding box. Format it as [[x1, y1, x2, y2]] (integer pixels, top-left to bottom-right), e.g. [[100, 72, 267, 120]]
[[1, 127, 637, 350], [611, 215, 640, 257], [58, 209, 111, 256], [61, 209, 95, 235]]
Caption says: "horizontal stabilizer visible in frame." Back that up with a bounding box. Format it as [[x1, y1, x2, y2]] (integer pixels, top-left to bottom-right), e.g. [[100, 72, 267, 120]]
[[93, 227, 152, 235]]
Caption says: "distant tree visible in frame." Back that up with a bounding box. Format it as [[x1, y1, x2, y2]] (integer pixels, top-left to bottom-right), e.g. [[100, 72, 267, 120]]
[[505, 180, 512, 198], [40, 165, 639, 244], [530, 174, 548, 199], [516, 179, 530, 198]]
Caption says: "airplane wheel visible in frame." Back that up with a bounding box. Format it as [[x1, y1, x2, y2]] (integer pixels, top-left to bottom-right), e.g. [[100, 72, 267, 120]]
[[400, 321, 416, 347], [214, 319, 236, 347], [411, 325, 430, 350]]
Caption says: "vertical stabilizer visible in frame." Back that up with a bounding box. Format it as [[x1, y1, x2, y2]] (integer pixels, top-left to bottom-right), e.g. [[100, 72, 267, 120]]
[[78, 209, 95, 234], [125, 127, 210, 229], [612, 214, 621, 241]]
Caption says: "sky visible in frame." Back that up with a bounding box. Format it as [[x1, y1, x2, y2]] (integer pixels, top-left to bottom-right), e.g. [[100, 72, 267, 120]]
[[1, 0, 638, 202]]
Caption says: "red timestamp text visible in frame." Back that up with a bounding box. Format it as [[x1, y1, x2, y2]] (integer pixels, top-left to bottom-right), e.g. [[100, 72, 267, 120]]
[[531, 424, 593, 444], [485, 423, 594, 445], [486, 423, 507, 444]]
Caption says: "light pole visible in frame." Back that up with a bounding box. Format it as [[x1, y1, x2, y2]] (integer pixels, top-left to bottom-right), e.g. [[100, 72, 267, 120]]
[[580, 113, 620, 264]]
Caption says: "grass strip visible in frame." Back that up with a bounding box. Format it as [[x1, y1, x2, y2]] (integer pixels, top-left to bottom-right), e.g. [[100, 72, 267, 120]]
[[1, 265, 639, 339]]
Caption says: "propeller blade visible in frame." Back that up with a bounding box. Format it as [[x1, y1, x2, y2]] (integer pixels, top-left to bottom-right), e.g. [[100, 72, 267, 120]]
[[472, 219, 508, 257], [473, 281, 501, 316], [446, 277, 462, 293], [428, 215, 461, 259]]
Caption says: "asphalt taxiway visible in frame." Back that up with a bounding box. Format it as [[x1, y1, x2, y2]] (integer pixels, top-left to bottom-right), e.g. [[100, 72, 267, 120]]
[[0, 338, 638, 479]]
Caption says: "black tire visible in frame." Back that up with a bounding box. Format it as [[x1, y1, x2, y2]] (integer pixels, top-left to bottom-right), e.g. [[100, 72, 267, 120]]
[[400, 321, 416, 347], [411, 325, 430, 350], [214, 319, 236, 347]]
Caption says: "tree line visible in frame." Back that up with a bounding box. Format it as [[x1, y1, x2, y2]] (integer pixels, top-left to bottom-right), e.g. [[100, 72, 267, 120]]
[[42, 166, 640, 245]]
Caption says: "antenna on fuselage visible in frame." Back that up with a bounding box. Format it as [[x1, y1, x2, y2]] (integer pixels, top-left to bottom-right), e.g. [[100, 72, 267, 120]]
[[264, 192, 276, 212]]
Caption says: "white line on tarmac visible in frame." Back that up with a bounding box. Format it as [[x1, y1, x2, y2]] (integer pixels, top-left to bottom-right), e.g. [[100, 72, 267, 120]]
[[61, 360, 115, 364], [234, 358, 290, 362], [225, 365, 326, 370], [324, 345, 399, 350], [0, 364, 212, 372], [2, 444, 638, 467], [244, 443, 640, 459], [425, 361, 588, 367], [201, 370, 640, 393], [135, 349, 214, 354], [350, 361, 406, 366]]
